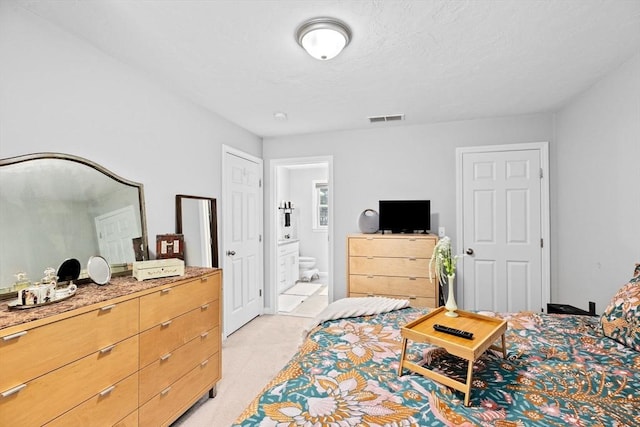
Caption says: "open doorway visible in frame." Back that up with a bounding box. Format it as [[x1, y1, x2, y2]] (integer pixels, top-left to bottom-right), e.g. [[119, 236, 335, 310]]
[[271, 157, 333, 318]]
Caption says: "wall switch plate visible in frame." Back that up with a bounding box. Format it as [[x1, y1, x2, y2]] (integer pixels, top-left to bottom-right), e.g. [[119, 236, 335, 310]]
[[438, 226, 446, 238]]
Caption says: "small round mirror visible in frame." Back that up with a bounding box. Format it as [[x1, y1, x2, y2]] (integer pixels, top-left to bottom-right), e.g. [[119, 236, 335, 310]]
[[87, 256, 111, 285]]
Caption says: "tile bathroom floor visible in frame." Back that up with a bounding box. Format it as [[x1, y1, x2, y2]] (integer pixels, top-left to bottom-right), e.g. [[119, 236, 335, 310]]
[[278, 282, 328, 318]]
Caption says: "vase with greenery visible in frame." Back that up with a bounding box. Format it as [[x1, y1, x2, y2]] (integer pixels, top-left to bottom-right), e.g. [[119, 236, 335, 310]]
[[429, 236, 460, 317]]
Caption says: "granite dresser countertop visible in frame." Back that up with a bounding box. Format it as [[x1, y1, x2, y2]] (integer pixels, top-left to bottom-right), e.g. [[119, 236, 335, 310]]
[[0, 266, 218, 330]]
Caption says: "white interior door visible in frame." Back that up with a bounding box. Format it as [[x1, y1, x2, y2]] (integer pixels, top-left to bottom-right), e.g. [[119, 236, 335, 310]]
[[94, 205, 138, 264], [457, 143, 549, 313], [223, 148, 263, 336]]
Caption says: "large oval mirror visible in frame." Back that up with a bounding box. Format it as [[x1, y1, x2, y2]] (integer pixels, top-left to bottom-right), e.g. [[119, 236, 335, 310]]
[[0, 153, 149, 289], [176, 194, 218, 268]]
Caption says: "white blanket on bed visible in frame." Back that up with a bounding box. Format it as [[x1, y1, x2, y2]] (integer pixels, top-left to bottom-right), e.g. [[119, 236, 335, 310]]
[[303, 296, 410, 338]]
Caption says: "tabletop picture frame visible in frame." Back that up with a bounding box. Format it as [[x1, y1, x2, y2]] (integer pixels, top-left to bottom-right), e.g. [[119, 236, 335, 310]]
[[156, 233, 185, 260]]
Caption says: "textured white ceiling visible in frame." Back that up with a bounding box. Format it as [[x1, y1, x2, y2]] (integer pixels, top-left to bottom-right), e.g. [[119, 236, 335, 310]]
[[14, 0, 640, 137]]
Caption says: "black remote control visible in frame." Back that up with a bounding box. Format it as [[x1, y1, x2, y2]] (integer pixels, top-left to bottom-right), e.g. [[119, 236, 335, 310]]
[[433, 324, 474, 340]]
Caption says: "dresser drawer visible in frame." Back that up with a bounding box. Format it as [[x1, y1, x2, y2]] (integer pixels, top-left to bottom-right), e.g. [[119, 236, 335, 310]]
[[0, 335, 138, 427], [139, 326, 219, 404], [114, 410, 138, 427], [349, 275, 436, 298], [349, 256, 430, 277], [139, 303, 219, 368], [349, 236, 435, 258], [139, 353, 220, 427], [349, 293, 436, 308], [44, 372, 138, 427], [140, 273, 220, 331], [0, 298, 139, 392]]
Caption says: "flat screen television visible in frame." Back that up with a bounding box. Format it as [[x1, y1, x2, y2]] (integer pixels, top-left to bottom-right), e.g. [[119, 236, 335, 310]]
[[378, 200, 431, 233]]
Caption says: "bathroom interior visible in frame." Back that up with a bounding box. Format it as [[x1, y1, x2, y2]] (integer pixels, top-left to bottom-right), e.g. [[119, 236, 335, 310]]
[[276, 162, 329, 317]]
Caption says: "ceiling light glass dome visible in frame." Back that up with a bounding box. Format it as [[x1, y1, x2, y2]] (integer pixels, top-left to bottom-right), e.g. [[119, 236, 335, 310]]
[[296, 17, 352, 60]]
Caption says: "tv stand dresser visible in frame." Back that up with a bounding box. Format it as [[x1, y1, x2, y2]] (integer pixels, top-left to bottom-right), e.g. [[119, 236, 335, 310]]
[[0, 267, 221, 427], [347, 233, 439, 308]]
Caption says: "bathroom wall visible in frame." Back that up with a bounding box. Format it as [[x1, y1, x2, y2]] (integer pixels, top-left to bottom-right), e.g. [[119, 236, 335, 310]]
[[276, 167, 296, 241], [288, 166, 329, 275]]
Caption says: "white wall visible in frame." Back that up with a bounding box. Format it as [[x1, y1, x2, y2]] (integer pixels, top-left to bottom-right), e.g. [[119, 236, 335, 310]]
[[264, 114, 554, 299], [553, 53, 640, 311], [0, 4, 262, 259]]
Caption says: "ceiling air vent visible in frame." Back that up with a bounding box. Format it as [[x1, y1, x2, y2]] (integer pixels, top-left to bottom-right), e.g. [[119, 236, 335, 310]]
[[368, 113, 405, 123]]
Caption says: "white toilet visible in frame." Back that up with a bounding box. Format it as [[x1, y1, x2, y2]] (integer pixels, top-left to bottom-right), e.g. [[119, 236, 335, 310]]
[[299, 256, 319, 282]]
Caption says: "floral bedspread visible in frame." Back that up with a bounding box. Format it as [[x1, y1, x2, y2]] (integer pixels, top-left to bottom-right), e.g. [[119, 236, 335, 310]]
[[233, 308, 640, 426]]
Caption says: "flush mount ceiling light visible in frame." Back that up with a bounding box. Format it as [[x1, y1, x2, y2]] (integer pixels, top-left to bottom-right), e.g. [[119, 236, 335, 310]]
[[296, 17, 352, 60]]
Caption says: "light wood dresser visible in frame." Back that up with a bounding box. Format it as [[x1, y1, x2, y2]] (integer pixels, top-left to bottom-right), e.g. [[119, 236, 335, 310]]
[[347, 233, 439, 308], [0, 268, 221, 427]]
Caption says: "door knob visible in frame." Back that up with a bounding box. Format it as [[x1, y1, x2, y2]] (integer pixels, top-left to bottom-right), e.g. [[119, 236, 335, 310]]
[[466, 248, 474, 255], [226, 250, 236, 256]]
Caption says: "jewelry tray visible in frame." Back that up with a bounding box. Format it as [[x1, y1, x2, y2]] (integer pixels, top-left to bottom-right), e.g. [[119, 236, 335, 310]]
[[7, 288, 77, 310]]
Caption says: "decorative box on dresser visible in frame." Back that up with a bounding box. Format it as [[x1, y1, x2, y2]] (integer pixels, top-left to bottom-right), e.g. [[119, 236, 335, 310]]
[[347, 233, 439, 308], [0, 267, 221, 427]]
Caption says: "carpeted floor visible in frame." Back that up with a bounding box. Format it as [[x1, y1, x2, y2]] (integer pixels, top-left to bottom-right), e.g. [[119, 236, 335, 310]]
[[170, 314, 307, 427], [170, 283, 329, 426]]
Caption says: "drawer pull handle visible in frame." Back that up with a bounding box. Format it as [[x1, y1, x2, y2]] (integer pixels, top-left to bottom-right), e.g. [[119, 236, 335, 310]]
[[99, 385, 116, 397], [200, 359, 209, 367], [367, 293, 374, 297], [409, 296, 417, 300], [408, 257, 417, 261], [201, 304, 210, 310], [160, 352, 172, 361], [367, 275, 374, 279], [161, 320, 172, 328], [100, 344, 116, 354], [367, 256, 374, 260], [161, 386, 172, 396], [1, 384, 26, 398], [408, 277, 417, 280], [2, 331, 27, 341], [100, 304, 116, 311], [200, 331, 209, 338], [409, 238, 416, 241], [200, 277, 208, 283], [161, 288, 172, 294]]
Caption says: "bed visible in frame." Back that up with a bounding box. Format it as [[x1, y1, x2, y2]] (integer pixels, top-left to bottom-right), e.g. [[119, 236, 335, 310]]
[[233, 269, 640, 426]]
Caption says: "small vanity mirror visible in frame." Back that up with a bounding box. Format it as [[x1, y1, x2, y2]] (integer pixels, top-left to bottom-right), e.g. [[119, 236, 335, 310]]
[[0, 153, 149, 289], [176, 195, 218, 268], [87, 256, 112, 285]]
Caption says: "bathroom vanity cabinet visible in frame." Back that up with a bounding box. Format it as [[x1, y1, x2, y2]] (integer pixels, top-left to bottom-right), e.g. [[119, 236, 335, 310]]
[[0, 268, 221, 427], [277, 240, 299, 293], [347, 234, 439, 308]]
